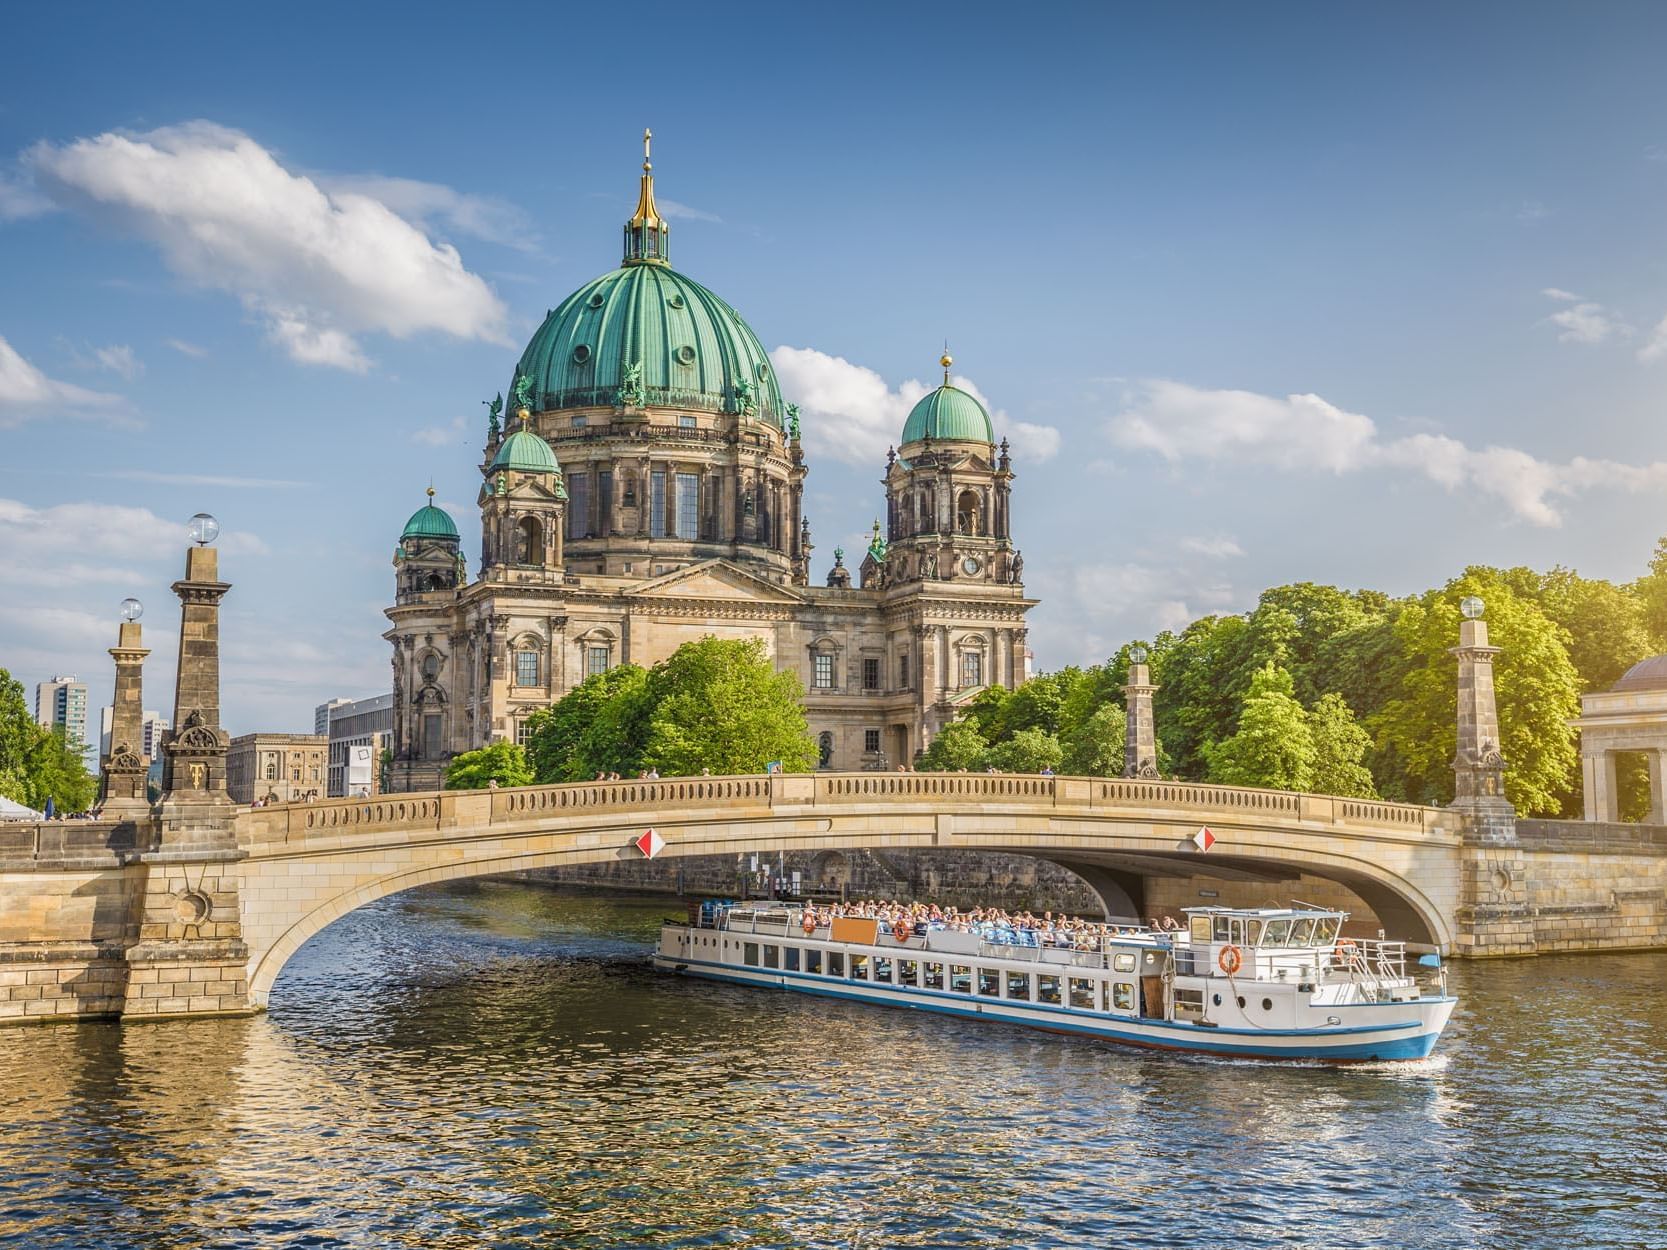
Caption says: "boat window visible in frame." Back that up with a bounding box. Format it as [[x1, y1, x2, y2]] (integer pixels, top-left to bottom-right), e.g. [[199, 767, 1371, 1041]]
[[1112, 952, 1136, 973], [743, 942, 759, 966], [1172, 987, 1204, 1021], [1289, 918, 1316, 945], [851, 954, 869, 980], [1314, 917, 1341, 946], [899, 959, 919, 987], [1213, 917, 1232, 942], [873, 957, 893, 984], [951, 964, 971, 993], [806, 949, 822, 975], [1190, 915, 1212, 942], [1228, 918, 1245, 944], [1037, 975, 1062, 1006], [764, 945, 780, 970], [1069, 978, 1095, 1009], [1005, 971, 1031, 1000], [784, 947, 800, 972], [1262, 919, 1291, 946], [828, 952, 843, 977], [977, 968, 1000, 997], [1245, 920, 1264, 945], [924, 962, 945, 990], [1113, 983, 1135, 1012]]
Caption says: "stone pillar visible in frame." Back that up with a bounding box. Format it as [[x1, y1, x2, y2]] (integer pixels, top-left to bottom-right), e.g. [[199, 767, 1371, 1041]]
[[1582, 749, 1618, 823], [1448, 605, 1516, 845], [126, 538, 250, 1020], [1122, 657, 1159, 779], [1650, 751, 1667, 825], [98, 618, 151, 821]]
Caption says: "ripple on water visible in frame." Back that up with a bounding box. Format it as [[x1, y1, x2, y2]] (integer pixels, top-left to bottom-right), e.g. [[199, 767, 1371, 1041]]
[[0, 882, 1663, 1249]]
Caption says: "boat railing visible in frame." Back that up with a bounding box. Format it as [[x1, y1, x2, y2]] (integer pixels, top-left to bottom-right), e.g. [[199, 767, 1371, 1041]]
[[1333, 938, 1408, 990]]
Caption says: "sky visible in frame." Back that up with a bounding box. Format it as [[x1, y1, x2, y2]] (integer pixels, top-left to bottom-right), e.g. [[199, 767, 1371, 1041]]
[[4, 1, 1667, 737]]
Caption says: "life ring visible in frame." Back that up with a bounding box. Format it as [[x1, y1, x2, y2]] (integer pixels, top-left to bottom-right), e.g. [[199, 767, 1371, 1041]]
[[893, 920, 913, 943], [1217, 944, 1243, 976], [1333, 937, 1357, 961], [802, 915, 817, 935]]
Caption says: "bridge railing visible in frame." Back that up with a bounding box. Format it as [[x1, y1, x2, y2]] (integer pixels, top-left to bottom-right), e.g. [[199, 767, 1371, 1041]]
[[238, 770, 1444, 845]]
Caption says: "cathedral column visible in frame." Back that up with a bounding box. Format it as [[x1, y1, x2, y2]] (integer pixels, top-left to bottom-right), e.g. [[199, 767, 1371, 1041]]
[[1450, 598, 1516, 844]]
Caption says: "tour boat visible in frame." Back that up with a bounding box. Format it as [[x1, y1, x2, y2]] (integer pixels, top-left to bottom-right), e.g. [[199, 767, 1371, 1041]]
[[653, 904, 1457, 1063]]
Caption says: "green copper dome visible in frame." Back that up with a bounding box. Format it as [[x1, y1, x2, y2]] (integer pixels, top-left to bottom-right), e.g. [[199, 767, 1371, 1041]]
[[901, 383, 994, 445], [401, 496, 459, 541], [491, 428, 561, 474], [514, 264, 784, 427]]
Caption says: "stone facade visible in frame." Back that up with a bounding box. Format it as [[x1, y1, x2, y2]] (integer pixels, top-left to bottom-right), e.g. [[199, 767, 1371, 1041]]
[[227, 733, 328, 804], [1571, 656, 1667, 823]]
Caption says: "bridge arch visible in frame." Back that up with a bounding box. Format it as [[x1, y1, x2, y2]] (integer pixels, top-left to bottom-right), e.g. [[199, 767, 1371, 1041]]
[[237, 774, 1461, 1009]]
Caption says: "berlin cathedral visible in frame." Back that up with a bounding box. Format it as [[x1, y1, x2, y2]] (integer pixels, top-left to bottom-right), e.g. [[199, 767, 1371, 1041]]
[[385, 135, 1036, 790]]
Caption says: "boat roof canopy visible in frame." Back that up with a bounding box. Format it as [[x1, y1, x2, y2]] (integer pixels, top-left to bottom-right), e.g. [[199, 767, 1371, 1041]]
[[1182, 906, 1350, 921]]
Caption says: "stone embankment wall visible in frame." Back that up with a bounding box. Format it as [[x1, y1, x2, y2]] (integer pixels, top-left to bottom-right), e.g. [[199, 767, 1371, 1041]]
[[1514, 820, 1667, 953]]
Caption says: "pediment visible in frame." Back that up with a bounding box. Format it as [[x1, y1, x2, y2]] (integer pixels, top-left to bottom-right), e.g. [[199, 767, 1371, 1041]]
[[626, 559, 806, 605]]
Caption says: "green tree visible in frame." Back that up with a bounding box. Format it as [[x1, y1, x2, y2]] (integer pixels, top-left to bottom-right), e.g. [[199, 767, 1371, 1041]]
[[641, 638, 816, 775], [979, 726, 1063, 774], [444, 741, 534, 790], [917, 719, 988, 771], [1371, 573, 1580, 814], [1060, 703, 1126, 776], [1636, 535, 1667, 648], [0, 671, 95, 812], [1152, 614, 1251, 779], [1532, 567, 1650, 692], [1205, 664, 1316, 792], [1308, 692, 1377, 799], [523, 664, 648, 782]]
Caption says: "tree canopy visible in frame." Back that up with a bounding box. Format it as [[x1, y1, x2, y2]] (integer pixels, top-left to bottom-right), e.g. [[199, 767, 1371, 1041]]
[[524, 638, 815, 780], [444, 741, 534, 790], [0, 669, 96, 813]]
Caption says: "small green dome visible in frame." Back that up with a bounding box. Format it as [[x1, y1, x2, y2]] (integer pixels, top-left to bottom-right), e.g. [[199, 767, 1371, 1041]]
[[401, 497, 459, 541], [491, 428, 560, 474], [513, 264, 785, 427], [901, 383, 994, 445]]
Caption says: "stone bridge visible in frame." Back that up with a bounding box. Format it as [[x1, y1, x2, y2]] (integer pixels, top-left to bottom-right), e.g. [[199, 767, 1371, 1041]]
[[233, 772, 1465, 1006]]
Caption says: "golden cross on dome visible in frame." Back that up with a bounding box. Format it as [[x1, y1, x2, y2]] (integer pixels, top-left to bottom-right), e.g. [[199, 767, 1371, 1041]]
[[643, 128, 652, 172]]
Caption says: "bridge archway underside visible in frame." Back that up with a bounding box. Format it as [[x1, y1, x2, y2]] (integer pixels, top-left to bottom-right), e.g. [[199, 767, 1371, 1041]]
[[237, 775, 1461, 1006]]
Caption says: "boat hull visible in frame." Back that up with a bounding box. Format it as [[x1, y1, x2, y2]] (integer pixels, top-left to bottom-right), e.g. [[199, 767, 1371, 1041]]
[[651, 953, 1454, 1063]]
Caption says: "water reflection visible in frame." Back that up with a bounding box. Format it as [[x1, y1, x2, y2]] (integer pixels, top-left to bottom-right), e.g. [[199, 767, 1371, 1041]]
[[1, 881, 1663, 1248]]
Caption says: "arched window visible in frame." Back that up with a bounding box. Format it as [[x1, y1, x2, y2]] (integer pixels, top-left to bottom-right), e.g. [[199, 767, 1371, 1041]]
[[517, 516, 542, 565], [515, 648, 540, 687], [957, 490, 982, 536], [265, 763, 276, 781]]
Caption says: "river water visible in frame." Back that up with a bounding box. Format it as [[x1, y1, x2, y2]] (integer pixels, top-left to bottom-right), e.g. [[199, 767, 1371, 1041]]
[[1, 882, 1663, 1250]]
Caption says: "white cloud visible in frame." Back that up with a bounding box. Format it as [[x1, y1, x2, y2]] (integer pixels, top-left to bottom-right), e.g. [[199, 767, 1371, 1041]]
[[25, 122, 510, 371], [0, 334, 132, 428], [164, 338, 208, 358], [413, 415, 470, 447], [319, 174, 541, 252], [93, 344, 142, 380], [0, 173, 52, 221], [1538, 288, 1632, 345], [769, 345, 1062, 466], [0, 498, 266, 593], [1027, 556, 1239, 667], [659, 199, 722, 223], [1517, 200, 1552, 223], [1179, 534, 1245, 560], [1640, 315, 1667, 364], [1108, 379, 1667, 528]]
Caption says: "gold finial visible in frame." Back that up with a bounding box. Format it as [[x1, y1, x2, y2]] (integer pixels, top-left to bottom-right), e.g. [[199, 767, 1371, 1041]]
[[940, 345, 953, 384], [643, 127, 653, 172], [627, 126, 667, 258], [425, 485, 436, 499]]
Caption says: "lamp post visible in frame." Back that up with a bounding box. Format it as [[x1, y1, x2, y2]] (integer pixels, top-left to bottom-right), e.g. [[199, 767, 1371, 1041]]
[[1123, 642, 1159, 779], [98, 597, 150, 820]]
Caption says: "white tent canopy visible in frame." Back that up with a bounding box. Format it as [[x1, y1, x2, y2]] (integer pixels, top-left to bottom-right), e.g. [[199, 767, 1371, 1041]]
[[0, 794, 43, 821]]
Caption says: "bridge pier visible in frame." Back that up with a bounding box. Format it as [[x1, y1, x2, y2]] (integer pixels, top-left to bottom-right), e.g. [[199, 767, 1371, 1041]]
[[121, 538, 251, 1021]]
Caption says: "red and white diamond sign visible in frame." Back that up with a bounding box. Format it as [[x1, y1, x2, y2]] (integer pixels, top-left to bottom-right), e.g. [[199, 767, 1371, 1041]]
[[1193, 826, 1216, 852], [634, 828, 665, 859]]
